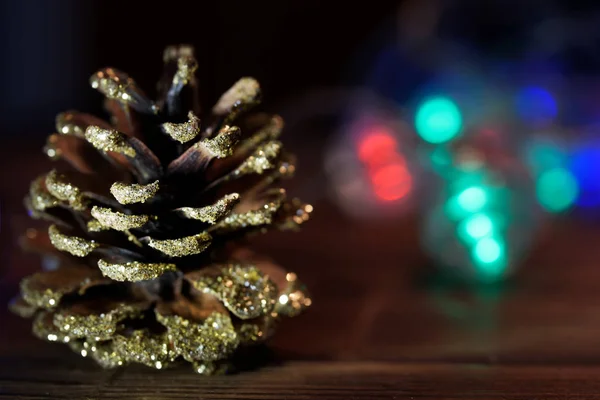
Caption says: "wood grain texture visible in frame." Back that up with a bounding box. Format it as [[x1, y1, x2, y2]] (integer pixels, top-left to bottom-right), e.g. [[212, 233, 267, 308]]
[[4, 359, 600, 399], [3, 140, 600, 399]]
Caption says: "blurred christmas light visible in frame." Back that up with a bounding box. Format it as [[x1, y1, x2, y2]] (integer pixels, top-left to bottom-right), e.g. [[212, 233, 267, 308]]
[[426, 170, 515, 282], [472, 236, 507, 280], [415, 96, 462, 144], [457, 186, 487, 213], [357, 130, 398, 162], [522, 135, 576, 214], [569, 146, 600, 208], [326, 106, 419, 220], [421, 132, 539, 283], [370, 163, 412, 201], [524, 137, 568, 177], [357, 129, 413, 203], [473, 236, 503, 263], [536, 167, 578, 212], [458, 213, 493, 243], [515, 86, 557, 126]]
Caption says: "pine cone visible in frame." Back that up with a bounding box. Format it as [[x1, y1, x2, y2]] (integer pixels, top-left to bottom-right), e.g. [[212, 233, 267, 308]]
[[9, 45, 312, 374]]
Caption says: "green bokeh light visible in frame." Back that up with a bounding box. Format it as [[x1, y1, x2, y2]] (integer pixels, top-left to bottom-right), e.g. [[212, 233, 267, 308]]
[[465, 213, 493, 239], [472, 237, 507, 280], [457, 213, 494, 244], [474, 237, 501, 263], [445, 186, 488, 221], [457, 186, 487, 212], [536, 167, 578, 213], [415, 97, 463, 144]]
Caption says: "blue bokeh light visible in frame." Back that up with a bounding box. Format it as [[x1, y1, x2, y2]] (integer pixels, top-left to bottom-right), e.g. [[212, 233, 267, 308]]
[[569, 146, 600, 208], [515, 86, 558, 125]]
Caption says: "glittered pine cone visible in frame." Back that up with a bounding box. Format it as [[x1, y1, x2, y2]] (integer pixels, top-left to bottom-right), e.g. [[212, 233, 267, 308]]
[[9, 45, 312, 374]]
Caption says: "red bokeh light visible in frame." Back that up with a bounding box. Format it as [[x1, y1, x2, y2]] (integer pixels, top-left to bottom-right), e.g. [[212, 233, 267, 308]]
[[371, 163, 412, 201], [358, 131, 398, 163], [357, 128, 412, 202]]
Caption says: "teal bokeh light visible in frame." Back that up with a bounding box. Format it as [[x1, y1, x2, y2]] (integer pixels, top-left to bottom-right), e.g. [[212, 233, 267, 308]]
[[472, 236, 507, 280], [415, 97, 463, 144], [445, 186, 489, 221], [457, 213, 494, 245], [474, 237, 502, 263], [457, 186, 487, 212], [536, 167, 578, 213], [465, 213, 492, 238]]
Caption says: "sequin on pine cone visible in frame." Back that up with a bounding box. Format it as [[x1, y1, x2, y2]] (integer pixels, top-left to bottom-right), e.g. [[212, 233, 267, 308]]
[[11, 44, 312, 374]]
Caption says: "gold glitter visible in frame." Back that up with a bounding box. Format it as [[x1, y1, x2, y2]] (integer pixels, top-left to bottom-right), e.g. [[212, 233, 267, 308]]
[[236, 323, 264, 343], [235, 317, 275, 344], [44, 141, 60, 160], [277, 200, 313, 231], [21, 281, 65, 309], [277, 159, 296, 178], [187, 265, 277, 320], [200, 125, 241, 158], [98, 259, 177, 282], [233, 141, 281, 176], [48, 225, 99, 257], [56, 112, 84, 137], [45, 170, 87, 210], [87, 219, 107, 232], [110, 180, 160, 204], [90, 68, 131, 101], [174, 55, 198, 85], [237, 115, 284, 153], [89, 68, 142, 106], [193, 361, 216, 375], [161, 111, 200, 143], [213, 77, 261, 118], [54, 303, 142, 340], [218, 264, 277, 319], [29, 176, 59, 211], [147, 232, 211, 257], [90, 68, 157, 113], [177, 193, 239, 224], [156, 311, 238, 362], [20, 269, 96, 309], [85, 125, 136, 157], [71, 340, 126, 369], [113, 331, 176, 368], [275, 272, 312, 317], [286, 272, 297, 281], [91, 206, 149, 231], [33, 312, 71, 343], [214, 198, 282, 232], [192, 361, 229, 375], [125, 230, 143, 247], [93, 349, 125, 369]]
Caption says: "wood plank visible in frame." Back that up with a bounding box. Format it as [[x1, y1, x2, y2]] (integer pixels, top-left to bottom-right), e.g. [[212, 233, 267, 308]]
[[3, 360, 600, 399]]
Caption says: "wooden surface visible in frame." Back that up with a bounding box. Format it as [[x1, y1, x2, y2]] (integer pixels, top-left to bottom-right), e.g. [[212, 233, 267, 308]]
[[3, 140, 600, 399]]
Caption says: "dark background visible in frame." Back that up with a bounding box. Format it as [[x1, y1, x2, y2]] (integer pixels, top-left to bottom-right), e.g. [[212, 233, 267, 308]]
[[0, 0, 399, 134], [3, 0, 599, 135]]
